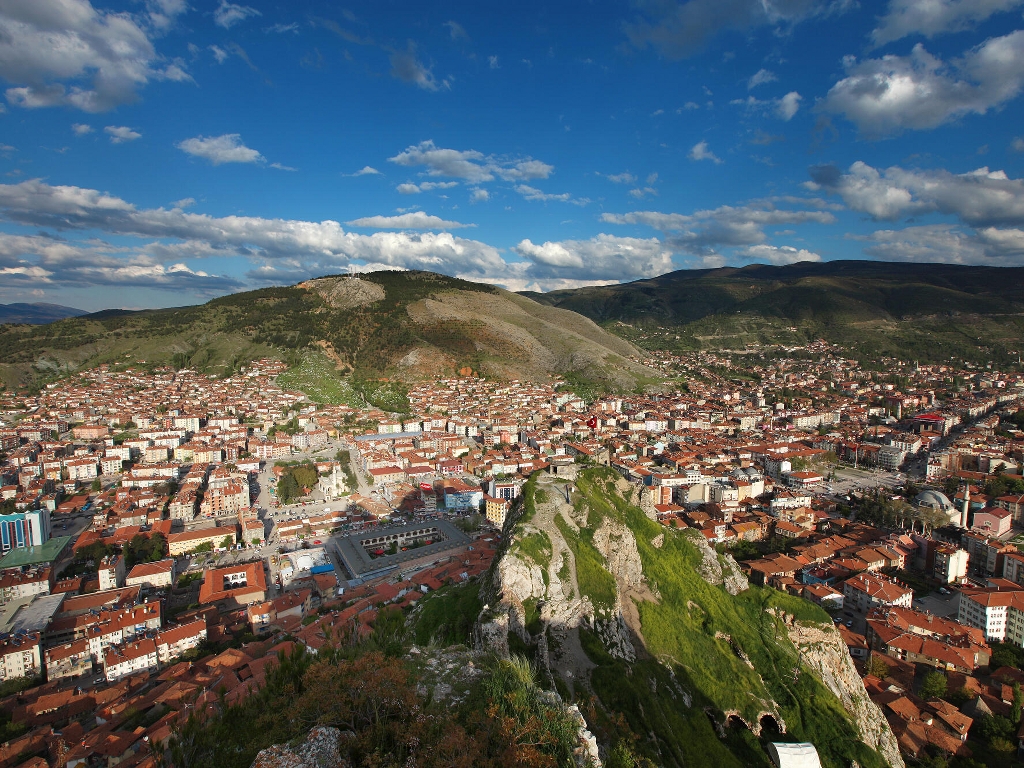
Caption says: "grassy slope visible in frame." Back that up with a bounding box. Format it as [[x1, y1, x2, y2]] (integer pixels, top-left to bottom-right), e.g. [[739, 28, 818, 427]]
[[547, 468, 886, 768], [526, 261, 1024, 363], [274, 350, 362, 406]]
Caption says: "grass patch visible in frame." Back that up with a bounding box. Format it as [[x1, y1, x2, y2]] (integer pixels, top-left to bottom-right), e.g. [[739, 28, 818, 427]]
[[553, 513, 617, 613], [515, 473, 540, 528], [411, 582, 481, 646], [277, 350, 361, 406], [515, 531, 552, 570], [522, 597, 544, 636]]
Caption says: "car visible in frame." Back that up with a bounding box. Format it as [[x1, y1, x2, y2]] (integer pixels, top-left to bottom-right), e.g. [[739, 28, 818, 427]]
[[845, 620, 854, 628], [939, 587, 950, 595], [93, 676, 105, 685]]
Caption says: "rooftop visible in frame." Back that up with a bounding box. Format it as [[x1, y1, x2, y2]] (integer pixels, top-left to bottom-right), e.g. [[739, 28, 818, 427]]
[[0, 536, 72, 568], [334, 519, 471, 578]]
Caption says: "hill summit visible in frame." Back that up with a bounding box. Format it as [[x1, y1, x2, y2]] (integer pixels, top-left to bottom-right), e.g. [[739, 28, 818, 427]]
[[0, 270, 658, 392]]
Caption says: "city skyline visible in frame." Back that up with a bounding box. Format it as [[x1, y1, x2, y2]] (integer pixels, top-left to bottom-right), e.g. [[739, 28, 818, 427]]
[[1, 0, 1023, 311]]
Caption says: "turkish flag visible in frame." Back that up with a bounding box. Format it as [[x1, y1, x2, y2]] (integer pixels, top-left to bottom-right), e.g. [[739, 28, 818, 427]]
[[587, 417, 598, 429]]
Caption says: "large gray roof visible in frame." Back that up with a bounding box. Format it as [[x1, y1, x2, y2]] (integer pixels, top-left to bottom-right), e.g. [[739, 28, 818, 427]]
[[915, 489, 953, 511]]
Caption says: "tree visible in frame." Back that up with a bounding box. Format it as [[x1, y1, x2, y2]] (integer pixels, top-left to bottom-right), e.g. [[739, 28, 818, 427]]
[[277, 473, 300, 503], [91, 477, 102, 492], [220, 536, 234, 549], [919, 670, 948, 700], [866, 655, 891, 679], [251, 538, 261, 547]]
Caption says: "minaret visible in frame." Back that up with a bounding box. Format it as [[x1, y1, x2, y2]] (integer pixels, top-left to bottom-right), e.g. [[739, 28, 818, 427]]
[[959, 484, 970, 529]]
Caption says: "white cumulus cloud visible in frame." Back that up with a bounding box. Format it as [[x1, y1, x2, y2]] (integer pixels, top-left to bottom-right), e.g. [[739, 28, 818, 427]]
[[748, 68, 777, 89], [776, 91, 802, 121], [515, 185, 589, 206], [742, 244, 821, 264], [0, 179, 509, 283], [0, 0, 186, 112], [689, 140, 723, 164], [345, 166, 380, 177], [515, 234, 675, 280], [602, 202, 835, 257], [822, 31, 1024, 137], [388, 140, 553, 184], [871, 0, 1024, 47], [808, 161, 1024, 225], [176, 134, 264, 165], [105, 126, 141, 144], [345, 212, 473, 229], [860, 224, 1024, 265]]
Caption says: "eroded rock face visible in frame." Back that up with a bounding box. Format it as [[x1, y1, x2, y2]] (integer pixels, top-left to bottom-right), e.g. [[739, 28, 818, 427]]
[[784, 618, 905, 768], [593, 517, 644, 593], [299, 277, 386, 310], [683, 529, 749, 595], [251, 726, 346, 768]]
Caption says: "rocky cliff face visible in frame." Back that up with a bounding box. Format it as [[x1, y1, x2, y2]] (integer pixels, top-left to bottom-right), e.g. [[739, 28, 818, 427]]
[[481, 469, 906, 768], [252, 726, 347, 768], [784, 616, 906, 768]]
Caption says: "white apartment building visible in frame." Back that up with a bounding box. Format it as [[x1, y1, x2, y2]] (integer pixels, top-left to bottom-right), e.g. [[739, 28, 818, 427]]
[[0, 632, 42, 681], [958, 586, 1024, 644]]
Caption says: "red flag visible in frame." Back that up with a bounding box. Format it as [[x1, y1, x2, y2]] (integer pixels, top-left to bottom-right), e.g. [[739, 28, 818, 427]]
[[587, 416, 598, 429]]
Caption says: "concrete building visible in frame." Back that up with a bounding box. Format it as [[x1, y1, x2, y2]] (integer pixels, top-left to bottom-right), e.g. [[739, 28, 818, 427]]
[[125, 559, 176, 590], [0, 631, 42, 681], [155, 618, 207, 663], [842, 573, 913, 612], [97, 555, 125, 591], [932, 546, 969, 584], [198, 562, 267, 610], [484, 496, 511, 528], [167, 526, 237, 556], [0, 567, 52, 603], [44, 638, 93, 681], [958, 585, 1024, 644], [104, 638, 158, 681], [0, 507, 49, 553], [972, 506, 1012, 537]]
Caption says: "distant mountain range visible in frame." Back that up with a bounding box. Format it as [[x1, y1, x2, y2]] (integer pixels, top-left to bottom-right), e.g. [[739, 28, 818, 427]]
[[523, 260, 1024, 364], [2, 261, 1022, 392], [0, 302, 88, 325]]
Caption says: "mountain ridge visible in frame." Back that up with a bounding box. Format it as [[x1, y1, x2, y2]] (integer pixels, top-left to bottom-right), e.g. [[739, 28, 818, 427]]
[[521, 260, 1024, 363], [0, 301, 88, 325]]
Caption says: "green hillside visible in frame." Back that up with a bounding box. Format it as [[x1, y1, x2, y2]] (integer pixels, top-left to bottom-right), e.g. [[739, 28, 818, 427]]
[[0, 270, 656, 393], [523, 261, 1024, 363]]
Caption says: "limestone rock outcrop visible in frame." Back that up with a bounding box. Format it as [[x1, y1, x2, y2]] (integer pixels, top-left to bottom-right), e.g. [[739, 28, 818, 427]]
[[784, 617, 906, 768], [251, 726, 346, 768]]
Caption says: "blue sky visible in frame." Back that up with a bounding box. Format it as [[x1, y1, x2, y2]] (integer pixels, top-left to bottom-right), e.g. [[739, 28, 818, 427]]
[[1, 0, 1023, 311]]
